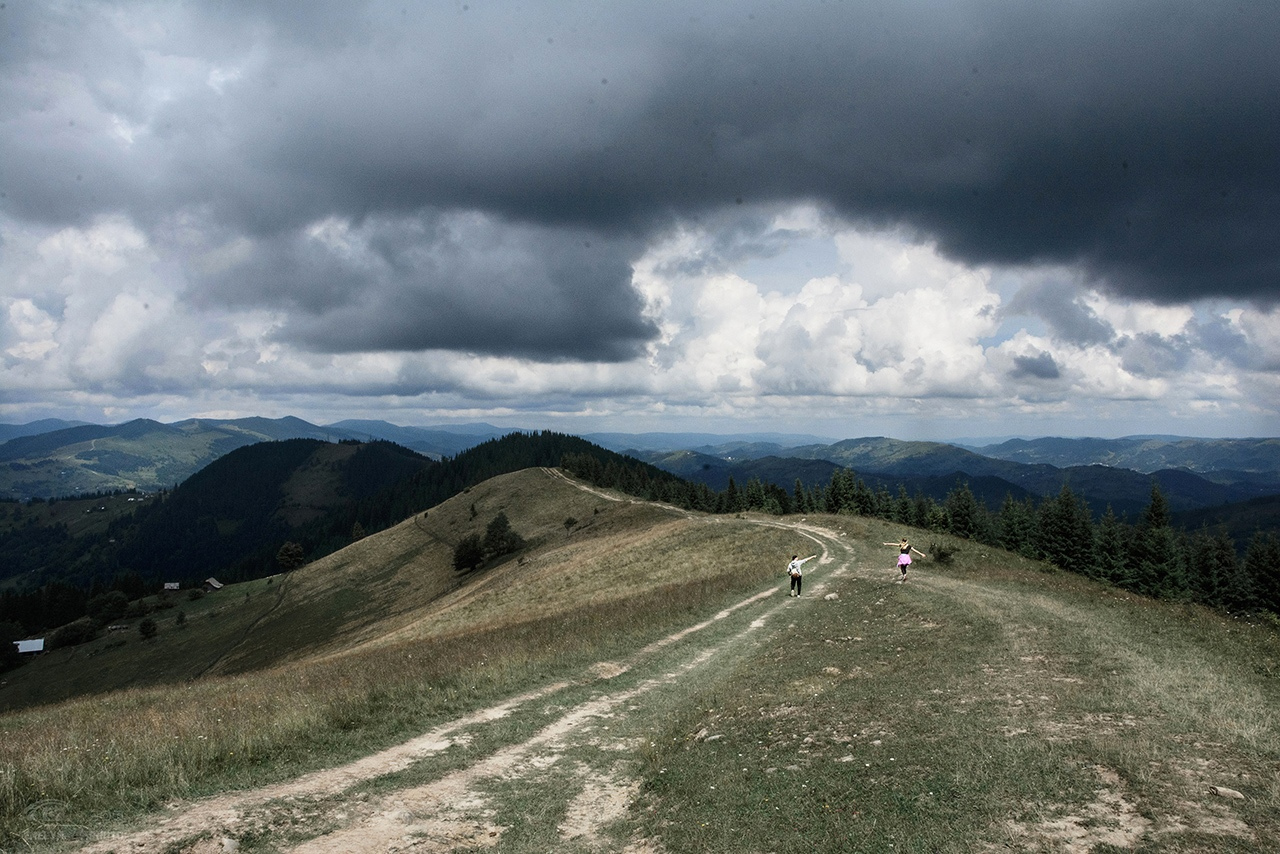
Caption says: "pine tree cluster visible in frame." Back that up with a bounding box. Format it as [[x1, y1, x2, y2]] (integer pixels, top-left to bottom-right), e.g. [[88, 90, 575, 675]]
[[563, 456, 1280, 617]]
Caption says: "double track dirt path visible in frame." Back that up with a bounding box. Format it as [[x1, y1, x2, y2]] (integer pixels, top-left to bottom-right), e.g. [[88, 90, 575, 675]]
[[76, 490, 860, 854]]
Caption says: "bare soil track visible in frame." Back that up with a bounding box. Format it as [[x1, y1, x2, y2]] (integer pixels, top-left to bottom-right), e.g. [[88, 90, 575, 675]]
[[72, 489, 856, 853]]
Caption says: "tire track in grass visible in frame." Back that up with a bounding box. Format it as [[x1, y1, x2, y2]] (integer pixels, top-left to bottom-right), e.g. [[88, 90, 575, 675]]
[[73, 682, 573, 854], [285, 526, 855, 853], [70, 486, 855, 853]]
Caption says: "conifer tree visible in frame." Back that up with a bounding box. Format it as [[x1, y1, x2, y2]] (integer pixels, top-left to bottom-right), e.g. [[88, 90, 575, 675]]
[[453, 533, 484, 572], [914, 493, 940, 529], [1141, 481, 1171, 529], [1132, 483, 1187, 598], [482, 511, 525, 559], [997, 494, 1038, 559], [276, 541, 305, 572], [944, 482, 982, 540], [1035, 484, 1094, 575], [1092, 505, 1130, 586], [812, 481, 830, 514], [792, 479, 809, 514], [824, 469, 854, 514], [852, 476, 876, 516], [762, 483, 787, 515], [1244, 531, 1280, 614], [1219, 544, 1258, 613], [893, 486, 914, 525], [1186, 528, 1238, 608], [722, 476, 743, 513], [691, 481, 718, 513]]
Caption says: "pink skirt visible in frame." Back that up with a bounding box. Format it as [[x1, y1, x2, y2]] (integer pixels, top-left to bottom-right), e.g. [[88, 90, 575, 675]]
[[898, 554, 911, 566]]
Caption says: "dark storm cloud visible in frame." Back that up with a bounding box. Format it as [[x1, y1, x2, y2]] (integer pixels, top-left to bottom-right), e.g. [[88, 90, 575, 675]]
[[194, 212, 654, 361], [4, 0, 1279, 362], [1010, 352, 1061, 381], [280, 221, 654, 362]]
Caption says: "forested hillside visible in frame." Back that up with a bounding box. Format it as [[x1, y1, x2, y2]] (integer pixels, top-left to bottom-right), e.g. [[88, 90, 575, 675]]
[[0, 440, 429, 633], [0, 432, 675, 636]]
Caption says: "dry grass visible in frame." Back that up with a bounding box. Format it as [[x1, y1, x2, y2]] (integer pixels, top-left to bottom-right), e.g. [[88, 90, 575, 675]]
[[0, 470, 799, 848], [4, 488, 1278, 851]]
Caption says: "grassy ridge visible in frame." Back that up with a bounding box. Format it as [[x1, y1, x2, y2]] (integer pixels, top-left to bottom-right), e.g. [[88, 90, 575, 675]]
[[0, 471, 799, 849], [633, 517, 1280, 852], [2, 467, 623, 701], [3, 473, 1278, 851]]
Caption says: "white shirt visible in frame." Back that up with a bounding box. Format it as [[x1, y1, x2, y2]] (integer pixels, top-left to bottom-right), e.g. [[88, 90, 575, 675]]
[[788, 556, 813, 576]]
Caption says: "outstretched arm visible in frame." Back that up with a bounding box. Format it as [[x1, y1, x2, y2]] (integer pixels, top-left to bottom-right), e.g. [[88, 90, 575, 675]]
[[911, 546, 927, 558]]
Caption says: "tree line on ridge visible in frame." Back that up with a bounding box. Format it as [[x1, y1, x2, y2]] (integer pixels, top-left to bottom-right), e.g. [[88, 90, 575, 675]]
[[560, 454, 1280, 617]]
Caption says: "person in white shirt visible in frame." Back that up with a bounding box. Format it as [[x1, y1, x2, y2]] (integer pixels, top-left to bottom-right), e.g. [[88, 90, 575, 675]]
[[786, 554, 817, 596]]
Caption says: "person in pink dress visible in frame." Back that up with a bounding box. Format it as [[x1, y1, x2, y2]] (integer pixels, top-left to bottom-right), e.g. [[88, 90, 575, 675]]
[[884, 538, 926, 582]]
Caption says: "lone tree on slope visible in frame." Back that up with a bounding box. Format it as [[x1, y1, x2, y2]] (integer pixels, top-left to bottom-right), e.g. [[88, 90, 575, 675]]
[[277, 541, 306, 572]]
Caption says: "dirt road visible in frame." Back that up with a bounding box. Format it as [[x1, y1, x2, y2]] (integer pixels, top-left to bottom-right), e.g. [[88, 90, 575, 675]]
[[75, 514, 857, 853]]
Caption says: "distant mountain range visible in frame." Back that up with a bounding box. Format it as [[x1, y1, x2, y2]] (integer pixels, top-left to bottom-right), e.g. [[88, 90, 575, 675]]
[[2, 418, 1278, 521], [627, 434, 1280, 517], [967, 435, 1280, 482], [0, 419, 94, 443], [0, 417, 507, 499], [0, 418, 852, 499]]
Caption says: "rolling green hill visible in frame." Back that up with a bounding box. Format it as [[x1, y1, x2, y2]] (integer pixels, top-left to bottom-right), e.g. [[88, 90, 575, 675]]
[[1, 469, 1276, 852], [0, 439, 435, 598], [0, 420, 91, 443], [9, 420, 1278, 520], [635, 449, 842, 492], [635, 448, 1043, 512], [1173, 494, 1280, 552], [0, 431, 685, 636], [0, 417, 513, 500], [0, 468, 694, 708]]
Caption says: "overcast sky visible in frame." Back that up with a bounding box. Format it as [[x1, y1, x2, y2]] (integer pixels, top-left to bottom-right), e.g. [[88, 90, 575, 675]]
[[2, 1, 1278, 441]]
